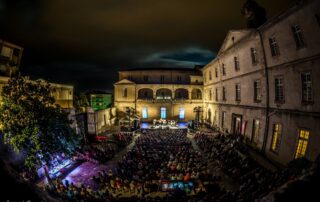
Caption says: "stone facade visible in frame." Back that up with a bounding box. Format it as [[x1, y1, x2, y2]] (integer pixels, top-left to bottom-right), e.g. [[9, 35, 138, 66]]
[[203, 0, 320, 164], [114, 68, 203, 122]]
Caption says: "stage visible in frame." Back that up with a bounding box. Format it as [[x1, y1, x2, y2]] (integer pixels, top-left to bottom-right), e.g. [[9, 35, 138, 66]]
[[140, 122, 188, 129]]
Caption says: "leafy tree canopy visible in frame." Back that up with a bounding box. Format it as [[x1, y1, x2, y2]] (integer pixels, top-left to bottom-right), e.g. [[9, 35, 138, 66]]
[[0, 75, 80, 171]]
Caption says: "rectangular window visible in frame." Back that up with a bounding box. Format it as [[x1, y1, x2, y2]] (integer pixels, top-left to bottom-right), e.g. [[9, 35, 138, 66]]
[[270, 123, 282, 153], [209, 89, 212, 100], [295, 129, 310, 159], [221, 111, 226, 129], [142, 107, 148, 119], [122, 88, 127, 97], [301, 72, 312, 102], [160, 107, 166, 119], [275, 77, 284, 102], [234, 57, 240, 71], [179, 108, 185, 119], [292, 25, 305, 49], [177, 76, 182, 82], [143, 76, 149, 82], [235, 83, 241, 101], [251, 48, 258, 64], [222, 87, 226, 101], [269, 37, 280, 57], [222, 63, 226, 76], [254, 80, 261, 102], [316, 14, 320, 27], [0, 46, 13, 58], [215, 68, 218, 78], [209, 71, 212, 80], [215, 88, 219, 101], [252, 119, 260, 144], [160, 75, 165, 83]]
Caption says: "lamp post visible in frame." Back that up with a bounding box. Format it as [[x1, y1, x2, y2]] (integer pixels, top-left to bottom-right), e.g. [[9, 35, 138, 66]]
[[193, 106, 203, 130]]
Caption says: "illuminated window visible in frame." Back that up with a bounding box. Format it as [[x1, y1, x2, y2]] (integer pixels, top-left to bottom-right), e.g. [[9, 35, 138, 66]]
[[179, 108, 185, 119], [160, 107, 166, 119], [295, 129, 310, 159], [270, 123, 282, 153], [292, 24, 305, 49], [142, 107, 148, 119], [123, 88, 127, 97], [252, 119, 260, 144]]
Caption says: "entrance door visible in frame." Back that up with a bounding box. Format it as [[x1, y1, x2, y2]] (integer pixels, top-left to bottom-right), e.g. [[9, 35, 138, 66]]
[[160, 107, 166, 119], [232, 114, 242, 135]]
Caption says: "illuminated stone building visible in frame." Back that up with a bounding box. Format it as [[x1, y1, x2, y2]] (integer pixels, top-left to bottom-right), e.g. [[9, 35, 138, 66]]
[[203, 0, 320, 164], [114, 68, 203, 122]]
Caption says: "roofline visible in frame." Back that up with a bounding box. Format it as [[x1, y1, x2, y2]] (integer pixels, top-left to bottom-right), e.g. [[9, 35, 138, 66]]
[[203, 0, 314, 72], [0, 39, 24, 50], [118, 67, 202, 72], [257, 0, 313, 31]]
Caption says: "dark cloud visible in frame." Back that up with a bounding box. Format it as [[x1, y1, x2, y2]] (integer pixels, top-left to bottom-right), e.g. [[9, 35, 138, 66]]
[[140, 47, 215, 68], [0, 0, 295, 91]]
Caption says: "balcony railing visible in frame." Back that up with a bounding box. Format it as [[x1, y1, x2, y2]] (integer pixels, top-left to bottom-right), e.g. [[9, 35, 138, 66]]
[[137, 98, 202, 103]]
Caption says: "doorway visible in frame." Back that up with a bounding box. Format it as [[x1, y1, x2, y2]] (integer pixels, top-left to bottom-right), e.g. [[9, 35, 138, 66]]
[[231, 114, 242, 135]]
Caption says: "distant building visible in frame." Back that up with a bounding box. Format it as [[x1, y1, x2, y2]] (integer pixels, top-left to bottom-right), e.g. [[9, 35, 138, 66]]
[[50, 82, 74, 109], [89, 93, 112, 111], [203, 0, 320, 164], [0, 39, 23, 77], [114, 68, 203, 122]]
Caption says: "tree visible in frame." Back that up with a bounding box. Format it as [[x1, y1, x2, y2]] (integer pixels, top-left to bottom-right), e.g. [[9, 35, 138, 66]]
[[0, 75, 80, 177], [241, 0, 267, 29]]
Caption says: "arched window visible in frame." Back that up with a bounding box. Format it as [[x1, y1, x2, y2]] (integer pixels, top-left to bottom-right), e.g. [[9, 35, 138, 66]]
[[175, 88, 188, 100], [138, 88, 153, 99], [156, 88, 172, 99]]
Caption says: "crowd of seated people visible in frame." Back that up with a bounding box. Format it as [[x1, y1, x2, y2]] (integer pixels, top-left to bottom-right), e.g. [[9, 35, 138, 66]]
[[194, 132, 310, 201], [74, 132, 133, 165], [75, 143, 116, 164], [113, 132, 133, 147], [48, 129, 233, 201], [45, 129, 311, 201]]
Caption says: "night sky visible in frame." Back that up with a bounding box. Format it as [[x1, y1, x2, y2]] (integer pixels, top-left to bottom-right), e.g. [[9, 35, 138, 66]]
[[0, 0, 294, 92]]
